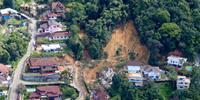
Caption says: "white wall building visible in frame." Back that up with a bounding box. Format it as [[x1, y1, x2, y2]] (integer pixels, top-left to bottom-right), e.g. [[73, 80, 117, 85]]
[[177, 76, 190, 90], [38, 21, 63, 34], [41, 44, 62, 52], [167, 55, 187, 66]]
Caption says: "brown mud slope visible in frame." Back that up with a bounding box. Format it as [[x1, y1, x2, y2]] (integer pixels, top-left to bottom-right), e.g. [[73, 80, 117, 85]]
[[78, 30, 86, 39], [104, 21, 149, 63], [84, 21, 149, 84], [64, 55, 75, 64], [84, 60, 113, 84]]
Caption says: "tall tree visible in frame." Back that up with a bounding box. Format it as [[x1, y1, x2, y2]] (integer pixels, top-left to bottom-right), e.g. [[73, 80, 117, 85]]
[[3, 0, 15, 8]]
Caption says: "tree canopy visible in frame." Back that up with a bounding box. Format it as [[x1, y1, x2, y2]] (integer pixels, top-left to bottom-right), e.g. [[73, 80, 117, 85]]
[[63, 0, 200, 64]]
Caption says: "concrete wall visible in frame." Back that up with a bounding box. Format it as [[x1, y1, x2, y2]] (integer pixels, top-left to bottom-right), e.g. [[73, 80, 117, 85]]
[[22, 73, 60, 82]]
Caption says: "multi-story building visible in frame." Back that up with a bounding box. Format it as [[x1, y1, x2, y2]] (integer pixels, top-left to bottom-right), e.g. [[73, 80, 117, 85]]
[[177, 76, 190, 90], [127, 61, 144, 87]]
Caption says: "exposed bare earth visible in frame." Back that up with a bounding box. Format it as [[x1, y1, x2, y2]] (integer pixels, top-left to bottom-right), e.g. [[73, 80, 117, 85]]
[[84, 60, 112, 84], [64, 54, 75, 64], [104, 21, 149, 63], [78, 30, 86, 39], [84, 21, 149, 84]]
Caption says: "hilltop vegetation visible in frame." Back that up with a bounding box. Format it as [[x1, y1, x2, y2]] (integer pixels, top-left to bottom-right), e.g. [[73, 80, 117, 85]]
[[4, 0, 200, 66], [129, 0, 200, 65], [0, 32, 29, 64], [59, 0, 200, 66], [1, 0, 200, 65]]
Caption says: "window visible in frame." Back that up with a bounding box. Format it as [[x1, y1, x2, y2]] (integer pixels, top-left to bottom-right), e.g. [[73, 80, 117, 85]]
[[179, 78, 184, 80], [178, 82, 183, 84]]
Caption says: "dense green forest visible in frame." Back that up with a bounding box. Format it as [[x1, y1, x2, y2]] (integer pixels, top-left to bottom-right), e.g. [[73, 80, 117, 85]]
[[62, 0, 200, 65], [2, 0, 200, 99], [3, 0, 200, 65], [0, 32, 29, 64]]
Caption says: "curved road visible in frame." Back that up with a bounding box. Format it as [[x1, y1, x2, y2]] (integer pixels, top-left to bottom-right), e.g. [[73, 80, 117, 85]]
[[8, 18, 89, 100], [8, 18, 36, 100], [8, 15, 89, 100]]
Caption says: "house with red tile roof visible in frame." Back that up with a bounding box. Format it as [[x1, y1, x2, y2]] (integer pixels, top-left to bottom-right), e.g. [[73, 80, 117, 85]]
[[29, 86, 62, 100], [51, 1, 66, 15], [48, 31, 71, 41], [26, 57, 63, 74], [23, 57, 68, 82], [0, 64, 11, 86]]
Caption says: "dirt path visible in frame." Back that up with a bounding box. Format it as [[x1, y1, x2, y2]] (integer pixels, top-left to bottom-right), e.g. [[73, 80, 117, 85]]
[[71, 64, 88, 100], [64, 55, 88, 100]]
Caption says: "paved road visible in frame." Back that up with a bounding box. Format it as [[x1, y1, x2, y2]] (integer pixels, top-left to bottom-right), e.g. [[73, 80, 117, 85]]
[[8, 10, 88, 100], [8, 18, 36, 100]]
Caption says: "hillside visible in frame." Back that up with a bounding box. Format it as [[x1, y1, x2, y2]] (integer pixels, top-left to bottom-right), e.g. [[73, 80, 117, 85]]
[[84, 21, 149, 84], [104, 21, 149, 63]]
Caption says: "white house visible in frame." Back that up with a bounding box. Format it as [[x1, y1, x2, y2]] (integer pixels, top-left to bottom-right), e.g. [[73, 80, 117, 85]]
[[38, 20, 63, 34], [0, 8, 18, 15], [48, 31, 71, 41], [0, 64, 11, 87], [167, 55, 187, 66], [143, 66, 161, 80], [177, 76, 190, 90], [0, 90, 8, 96], [128, 65, 143, 87], [41, 44, 62, 52]]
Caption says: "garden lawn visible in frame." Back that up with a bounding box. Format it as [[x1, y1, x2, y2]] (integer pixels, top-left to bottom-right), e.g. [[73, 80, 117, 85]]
[[159, 83, 175, 100]]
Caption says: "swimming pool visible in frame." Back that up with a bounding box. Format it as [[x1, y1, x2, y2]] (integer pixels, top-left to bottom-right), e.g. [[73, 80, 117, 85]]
[[185, 66, 193, 71]]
